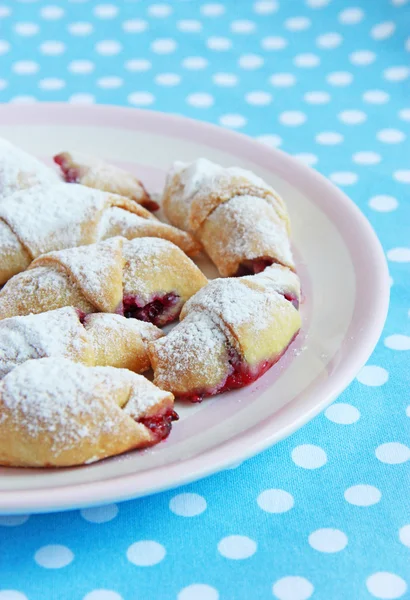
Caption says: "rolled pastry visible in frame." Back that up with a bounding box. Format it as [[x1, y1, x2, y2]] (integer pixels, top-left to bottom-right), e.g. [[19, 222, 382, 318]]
[[149, 265, 301, 401], [54, 151, 159, 211], [162, 158, 293, 277], [0, 357, 177, 467], [0, 183, 200, 285], [0, 237, 208, 324], [0, 306, 164, 378]]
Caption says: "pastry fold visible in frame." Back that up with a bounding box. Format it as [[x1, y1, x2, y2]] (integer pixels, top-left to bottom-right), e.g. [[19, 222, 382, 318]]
[[162, 158, 293, 277], [0, 183, 200, 285], [0, 357, 177, 467], [0, 237, 208, 324], [0, 306, 163, 378], [149, 265, 301, 400]]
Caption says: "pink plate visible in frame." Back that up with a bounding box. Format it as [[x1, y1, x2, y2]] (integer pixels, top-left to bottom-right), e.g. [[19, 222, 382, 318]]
[[0, 103, 389, 514]]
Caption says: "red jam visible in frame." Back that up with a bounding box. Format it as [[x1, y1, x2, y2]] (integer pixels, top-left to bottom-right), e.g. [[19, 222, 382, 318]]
[[54, 154, 80, 183], [122, 293, 180, 326], [138, 409, 179, 441], [236, 258, 274, 276]]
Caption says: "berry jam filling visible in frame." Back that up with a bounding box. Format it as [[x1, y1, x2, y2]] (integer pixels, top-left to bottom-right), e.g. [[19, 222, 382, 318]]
[[54, 154, 80, 183], [284, 293, 299, 310], [76, 309, 87, 325], [122, 293, 180, 327], [138, 409, 179, 442], [236, 258, 274, 277]]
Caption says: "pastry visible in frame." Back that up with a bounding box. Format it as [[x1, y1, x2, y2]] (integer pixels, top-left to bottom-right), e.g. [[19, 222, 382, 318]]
[[0, 182, 200, 285], [0, 306, 163, 378], [0, 237, 208, 324], [162, 158, 293, 276], [54, 151, 159, 211], [0, 357, 178, 467], [0, 137, 60, 200], [149, 265, 301, 401]]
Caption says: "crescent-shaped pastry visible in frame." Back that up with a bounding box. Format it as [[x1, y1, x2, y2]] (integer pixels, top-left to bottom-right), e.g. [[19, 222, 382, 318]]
[[0, 183, 200, 285], [0, 357, 177, 467], [162, 158, 293, 276], [0, 306, 163, 378], [148, 265, 301, 401], [0, 237, 208, 324], [54, 151, 159, 211]]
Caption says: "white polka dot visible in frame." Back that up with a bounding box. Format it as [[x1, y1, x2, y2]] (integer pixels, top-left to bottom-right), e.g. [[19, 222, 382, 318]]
[[384, 66, 409, 81], [385, 334, 410, 350], [207, 37, 232, 50], [357, 365, 389, 385], [370, 194, 398, 210], [40, 41, 65, 55], [0, 515, 30, 526], [14, 22, 39, 35], [372, 21, 396, 40], [169, 493, 207, 517], [187, 93, 214, 108], [257, 134, 282, 148], [126, 541, 166, 566], [253, 1, 278, 14], [40, 5, 64, 19], [304, 91, 330, 104], [67, 22, 93, 35], [257, 489, 294, 513], [9, 96, 37, 104], [316, 132, 344, 145], [339, 7, 364, 24], [148, 4, 172, 17], [128, 92, 155, 106], [261, 36, 287, 50], [330, 171, 358, 185], [13, 60, 39, 74], [125, 59, 151, 72], [399, 108, 410, 121], [219, 114, 247, 128], [35, 545, 74, 569], [0, 79, 7, 90], [344, 484, 381, 506], [399, 525, 410, 548], [38, 78, 65, 90], [97, 76, 123, 88], [177, 20, 202, 32], [182, 56, 208, 70], [94, 4, 118, 18], [0, 7, 11, 17], [83, 592, 123, 600], [350, 50, 376, 65], [309, 528, 348, 553], [95, 40, 122, 55], [294, 153, 318, 166], [337, 110, 367, 125], [376, 442, 410, 464], [294, 53, 320, 67], [392, 0, 409, 4], [80, 504, 119, 523], [218, 535, 257, 560], [270, 73, 296, 87], [178, 584, 219, 600], [307, 0, 330, 6], [68, 60, 95, 74], [291, 444, 327, 468], [353, 151, 381, 165], [200, 3, 225, 16], [273, 576, 314, 600], [366, 572, 407, 599], [325, 403, 360, 424], [212, 73, 238, 86], [245, 91, 272, 106], [155, 73, 181, 86], [122, 19, 148, 33], [327, 71, 353, 86], [388, 248, 410, 263], [285, 17, 311, 31], [394, 171, 410, 183], [238, 54, 264, 69], [363, 90, 390, 104], [0, 593, 28, 600], [69, 93, 95, 104], [151, 38, 177, 54], [405, 37, 410, 51], [231, 19, 256, 33], [279, 111, 307, 126], [316, 32, 342, 48], [377, 129, 406, 143]]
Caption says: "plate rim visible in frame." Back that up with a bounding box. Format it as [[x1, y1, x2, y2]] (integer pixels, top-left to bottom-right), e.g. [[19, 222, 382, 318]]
[[0, 103, 390, 513]]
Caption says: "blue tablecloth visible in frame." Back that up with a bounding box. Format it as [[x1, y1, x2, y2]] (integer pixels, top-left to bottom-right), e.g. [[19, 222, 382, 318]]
[[1, 1, 409, 599]]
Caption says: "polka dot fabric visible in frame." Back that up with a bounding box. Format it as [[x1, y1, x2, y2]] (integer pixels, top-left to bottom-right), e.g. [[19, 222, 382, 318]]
[[0, 1, 409, 598]]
